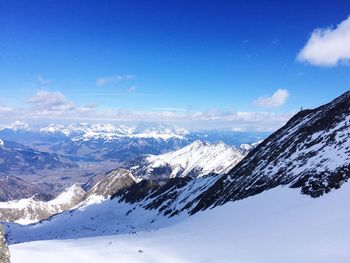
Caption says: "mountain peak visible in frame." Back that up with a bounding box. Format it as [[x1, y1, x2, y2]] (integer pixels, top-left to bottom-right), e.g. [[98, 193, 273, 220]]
[[129, 140, 247, 181]]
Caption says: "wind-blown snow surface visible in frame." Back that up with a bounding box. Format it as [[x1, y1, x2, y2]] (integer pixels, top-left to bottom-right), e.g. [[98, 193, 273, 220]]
[[9, 182, 350, 263]]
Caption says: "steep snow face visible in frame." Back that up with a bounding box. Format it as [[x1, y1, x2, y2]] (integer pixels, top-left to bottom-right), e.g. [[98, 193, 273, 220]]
[[0, 184, 86, 225], [127, 141, 247, 182], [193, 91, 350, 212], [9, 182, 350, 263]]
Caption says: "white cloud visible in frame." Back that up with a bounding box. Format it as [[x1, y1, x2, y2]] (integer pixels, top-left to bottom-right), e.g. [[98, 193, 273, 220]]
[[96, 74, 135, 87], [297, 16, 350, 66], [0, 90, 293, 131], [254, 89, 289, 108], [0, 106, 12, 113], [28, 90, 75, 113]]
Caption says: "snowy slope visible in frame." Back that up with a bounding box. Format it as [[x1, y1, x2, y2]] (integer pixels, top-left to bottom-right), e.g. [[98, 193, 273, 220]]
[[4, 175, 219, 242], [125, 140, 248, 182], [9, 182, 350, 263], [0, 185, 86, 224]]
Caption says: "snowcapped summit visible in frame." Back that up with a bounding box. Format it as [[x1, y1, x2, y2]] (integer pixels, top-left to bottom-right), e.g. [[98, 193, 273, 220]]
[[131, 122, 188, 140], [148, 140, 245, 176], [39, 124, 71, 136], [0, 121, 30, 131], [126, 140, 247, 181], [63, 122, 189, 141]]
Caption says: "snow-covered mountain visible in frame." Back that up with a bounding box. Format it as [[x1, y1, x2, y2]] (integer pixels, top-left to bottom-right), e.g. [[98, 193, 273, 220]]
[[0, 169, 137, 225], [4, 91, 350, 244], [36, 122, 189, 140], [0, 184, 86, 224], [46, 123, 190, 161], [0, 121, 268, 162], [124, 140, 249, 182], [0, 121, 30, 132]]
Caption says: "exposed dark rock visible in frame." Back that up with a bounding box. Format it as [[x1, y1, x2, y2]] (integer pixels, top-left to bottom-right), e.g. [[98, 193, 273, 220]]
[[0, 225, 10, 263], [112, 180, 160, 203]]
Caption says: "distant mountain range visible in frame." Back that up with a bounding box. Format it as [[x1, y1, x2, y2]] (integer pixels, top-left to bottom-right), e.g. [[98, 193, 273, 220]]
[[0, 121, 268, 162]]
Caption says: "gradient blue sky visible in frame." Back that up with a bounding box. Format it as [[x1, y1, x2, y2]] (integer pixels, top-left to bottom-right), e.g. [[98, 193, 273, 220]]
[[0, 0, 349, 130]]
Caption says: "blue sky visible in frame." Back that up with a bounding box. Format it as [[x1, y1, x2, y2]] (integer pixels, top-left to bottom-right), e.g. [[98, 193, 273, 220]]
[[0, 0, 350, 130]]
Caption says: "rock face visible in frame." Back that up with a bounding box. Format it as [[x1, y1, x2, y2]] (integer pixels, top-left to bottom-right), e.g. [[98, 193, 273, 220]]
[[0, 225, 10, 263], [85, 169, 137, 200], [192, 90, 350, 212]]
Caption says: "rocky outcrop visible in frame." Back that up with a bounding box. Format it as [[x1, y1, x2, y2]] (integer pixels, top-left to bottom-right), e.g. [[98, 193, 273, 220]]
[[0, 225, 10, 263], [86, 169, 136, 199]]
